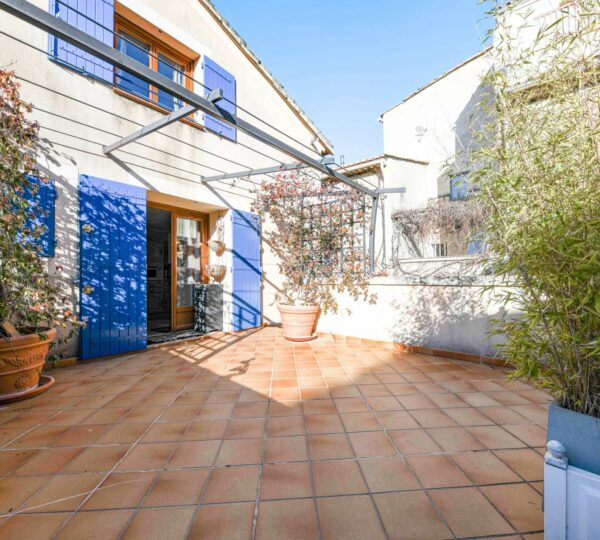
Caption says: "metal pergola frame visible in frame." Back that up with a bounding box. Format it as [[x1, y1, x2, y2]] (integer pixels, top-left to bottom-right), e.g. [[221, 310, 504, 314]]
[[0, 0, 406, 272]]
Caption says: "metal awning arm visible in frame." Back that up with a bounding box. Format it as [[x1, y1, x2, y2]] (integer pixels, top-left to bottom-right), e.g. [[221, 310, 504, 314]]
[[102, 104, 199, 155], [0, 0, 376, 197]]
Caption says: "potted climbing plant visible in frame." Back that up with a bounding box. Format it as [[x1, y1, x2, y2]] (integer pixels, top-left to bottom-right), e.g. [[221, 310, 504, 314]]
[[471, 1, 600, 534], [0, 69, 79, 402], [253, 169, 375, 341]]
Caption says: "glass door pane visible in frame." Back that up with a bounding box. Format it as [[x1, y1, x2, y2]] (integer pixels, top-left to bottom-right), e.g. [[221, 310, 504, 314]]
[[176, 217, 201, 307]]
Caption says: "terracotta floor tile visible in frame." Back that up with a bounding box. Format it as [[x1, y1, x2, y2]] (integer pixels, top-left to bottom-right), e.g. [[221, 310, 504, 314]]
[[467, 426, 528, 449], [232, 401, 268, 418], [215, 438, 263, 466], [333, 397, 369, 413], [376, 410, 419, 430], [96, 423, 150, 444], [268, 401, 303, 417], [458, 392, 502, 407], [0, 449, 37, 475], [167, 440, 220, 468], [57, 510, 133, 540], [121, 406, 165, 423], [365, 396, 403, 411], [143, 469, 209, 507], [313, 459, 367, 496], [202, 465, 260, 503], [13, 447, 85, 476], [80, 407, 129, 425], [264, 436, 308, 463], [410, 409, 457, 428], [260, 462, 313, 499], [308, 433, 354, 460], [427, 427, 485, 452], [121, 507, 194, 540], [304, 414, 344, 434], [444, 406, 494, 426], [317, 495, 386, 540], [62, 445, 129, 473], [348, 431, 397, 457], [502, 423, 547, 447], [374, 491, 451, 540], [83, 471, 156, 510], [396, 394, 438, 410], [481, 483, 543, 532], [341, 412, 382, 432], [406, 454, 471, 488], [429, 487, 514, 537], [141, 422, 189, 443], [182, 419, 228, 441], [7, 425, 67, 449], [494, 448, 544, 481], [256, 498, 319, 540], [267, 416, 305, 437], [388, 429, 441, 455], [330, 385, 361, 398], [0, 475, 49, 513], [188, 502, 255, 540], [225, 417, 266, 439], [116, 442, 176, 471], [358, 457, 420, 492], [452, 451, 522, 485], [22, 473, 104, 512], [510, 404, 548, 424], [0, 512, 69, 539], [303, 399, 337, 415]]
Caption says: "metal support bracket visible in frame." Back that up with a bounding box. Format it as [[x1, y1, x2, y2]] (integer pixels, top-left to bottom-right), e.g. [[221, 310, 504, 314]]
[[202, 155, 335, 183], [207, 88, 224, 103], [102, 104, 199, 154]]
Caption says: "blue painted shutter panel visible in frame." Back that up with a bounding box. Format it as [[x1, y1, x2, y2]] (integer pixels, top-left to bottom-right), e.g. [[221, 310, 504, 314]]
[[79, 175, 147, 360], [231, 210, 262, 330], [48, 0, 114, 83], [204, 57, 237, 141], [22, 175, 57, 257]]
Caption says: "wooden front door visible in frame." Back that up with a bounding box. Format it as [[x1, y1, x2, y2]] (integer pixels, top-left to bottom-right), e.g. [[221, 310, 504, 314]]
[[172, 213, 206, 330]]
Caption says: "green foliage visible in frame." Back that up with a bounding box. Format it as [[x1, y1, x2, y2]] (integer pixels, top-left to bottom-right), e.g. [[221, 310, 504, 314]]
[[472, 1, 600, 416], [253, 171, 376, 314], [0, 69, 80, 343]]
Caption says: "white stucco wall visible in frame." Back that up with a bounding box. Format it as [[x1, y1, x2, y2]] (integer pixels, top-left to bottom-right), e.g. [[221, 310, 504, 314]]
[[0, 0, 324, 357]]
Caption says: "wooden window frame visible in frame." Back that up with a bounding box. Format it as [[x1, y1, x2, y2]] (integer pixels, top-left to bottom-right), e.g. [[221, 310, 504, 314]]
[[114, 14, 202, 129]]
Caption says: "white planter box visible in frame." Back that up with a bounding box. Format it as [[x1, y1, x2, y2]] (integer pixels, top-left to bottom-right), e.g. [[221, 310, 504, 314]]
[[544, 440, 600, 539]]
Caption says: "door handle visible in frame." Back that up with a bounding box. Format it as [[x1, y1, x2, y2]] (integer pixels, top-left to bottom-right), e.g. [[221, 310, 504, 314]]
[[82, 285, 95, 294]]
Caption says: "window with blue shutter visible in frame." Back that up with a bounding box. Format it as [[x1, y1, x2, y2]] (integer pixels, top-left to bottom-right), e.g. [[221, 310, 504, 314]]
[[22, 175, 57, 258], [48, 0, 114, 83], [204, 57, 237, 141], [450, 173, 470, 200]]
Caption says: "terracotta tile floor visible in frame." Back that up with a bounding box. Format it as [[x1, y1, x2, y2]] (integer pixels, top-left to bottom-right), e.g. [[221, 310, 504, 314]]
[[0, 327, 549, 539]]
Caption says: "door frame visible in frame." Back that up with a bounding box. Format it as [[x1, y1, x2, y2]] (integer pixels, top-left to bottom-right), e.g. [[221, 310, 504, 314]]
[[147, 201, 209, 331]]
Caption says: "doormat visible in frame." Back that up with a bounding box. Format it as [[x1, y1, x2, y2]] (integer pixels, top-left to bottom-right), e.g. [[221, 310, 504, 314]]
[[147, 329, 205, 345]]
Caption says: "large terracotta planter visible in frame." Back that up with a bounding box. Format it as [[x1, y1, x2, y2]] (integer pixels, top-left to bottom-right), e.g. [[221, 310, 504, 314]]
[[278, 304, 320, 342], [0, 328, 56, 401]]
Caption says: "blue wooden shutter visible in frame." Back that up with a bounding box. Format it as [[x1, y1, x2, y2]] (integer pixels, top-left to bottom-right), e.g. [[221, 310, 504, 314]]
[[23, 175, 57, 257], [231, 210, 261, 330], [48, 0, 114, 83], [79, 175, 147, 360], [204, 57, 237, 141]]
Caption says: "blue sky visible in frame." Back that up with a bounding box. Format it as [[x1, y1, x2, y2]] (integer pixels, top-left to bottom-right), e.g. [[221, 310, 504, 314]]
[[212, 0, 494, 163]]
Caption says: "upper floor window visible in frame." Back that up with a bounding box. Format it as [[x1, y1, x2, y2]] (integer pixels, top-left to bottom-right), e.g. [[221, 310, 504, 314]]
[[114, 18, 194, 113], [450, 173, 470, 200]]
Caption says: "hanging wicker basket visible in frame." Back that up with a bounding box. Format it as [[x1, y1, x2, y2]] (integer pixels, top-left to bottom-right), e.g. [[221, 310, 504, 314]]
[[205, 264, 227, 282], [208, 240, 226, 256]]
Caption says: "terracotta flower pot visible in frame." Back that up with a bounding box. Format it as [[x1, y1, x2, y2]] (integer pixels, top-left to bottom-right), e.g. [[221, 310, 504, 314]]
[[0, 328, 56, 401], [277, 304, 320, 342]]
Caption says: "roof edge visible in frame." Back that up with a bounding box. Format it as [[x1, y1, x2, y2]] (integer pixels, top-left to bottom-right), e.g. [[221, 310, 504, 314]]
[[380, 46, 492, 119], [198, 0, 333, 154]]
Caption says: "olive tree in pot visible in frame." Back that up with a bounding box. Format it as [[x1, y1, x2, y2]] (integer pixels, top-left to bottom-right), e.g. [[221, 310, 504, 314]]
[[0, 69, 80, 402], [253, 170, 376, 341], [472, 1, 600, 533]]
